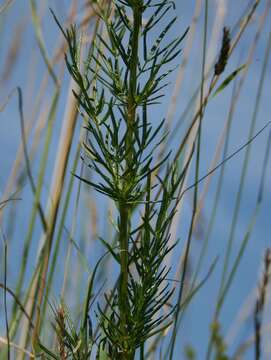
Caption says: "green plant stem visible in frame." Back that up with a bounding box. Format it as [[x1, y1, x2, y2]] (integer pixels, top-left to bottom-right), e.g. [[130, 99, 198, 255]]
[[117, 4, 142, 359], [126, 4, 141, 167], [119, 202, 130, 333]]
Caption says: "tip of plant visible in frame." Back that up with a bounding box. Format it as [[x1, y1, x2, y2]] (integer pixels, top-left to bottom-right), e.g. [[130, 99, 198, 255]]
[[214, 27, 231, 76]]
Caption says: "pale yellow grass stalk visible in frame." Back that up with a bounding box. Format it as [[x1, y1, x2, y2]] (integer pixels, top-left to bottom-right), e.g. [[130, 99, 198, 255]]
[[0, 337, 35, 359]]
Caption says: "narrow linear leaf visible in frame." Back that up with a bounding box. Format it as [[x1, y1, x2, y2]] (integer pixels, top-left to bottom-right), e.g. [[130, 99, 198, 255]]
[[213, 64, 246, 98]]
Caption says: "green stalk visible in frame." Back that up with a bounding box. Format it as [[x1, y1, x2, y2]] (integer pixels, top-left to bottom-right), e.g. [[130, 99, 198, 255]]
[[126, 4, 141, 166], [118, 202, 130, 334], [118, 4, 142, 358]]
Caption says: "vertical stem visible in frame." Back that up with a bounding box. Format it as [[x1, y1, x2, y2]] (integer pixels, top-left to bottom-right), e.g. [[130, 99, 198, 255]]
[[126, 4, 141, 167], [119, 202, 130, 331], [118, 3, 142, 359]]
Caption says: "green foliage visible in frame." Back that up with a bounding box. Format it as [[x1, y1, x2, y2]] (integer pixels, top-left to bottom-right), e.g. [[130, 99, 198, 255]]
[[1, 1, 268, 359], [51, 0, 188, 358]]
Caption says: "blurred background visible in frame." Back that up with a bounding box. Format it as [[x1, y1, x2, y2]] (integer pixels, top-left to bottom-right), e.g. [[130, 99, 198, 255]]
[[0, 0, 271, 359]]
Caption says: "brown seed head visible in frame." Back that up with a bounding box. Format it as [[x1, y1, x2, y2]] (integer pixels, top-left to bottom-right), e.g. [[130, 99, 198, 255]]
[[215, 27, 231, 76]]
